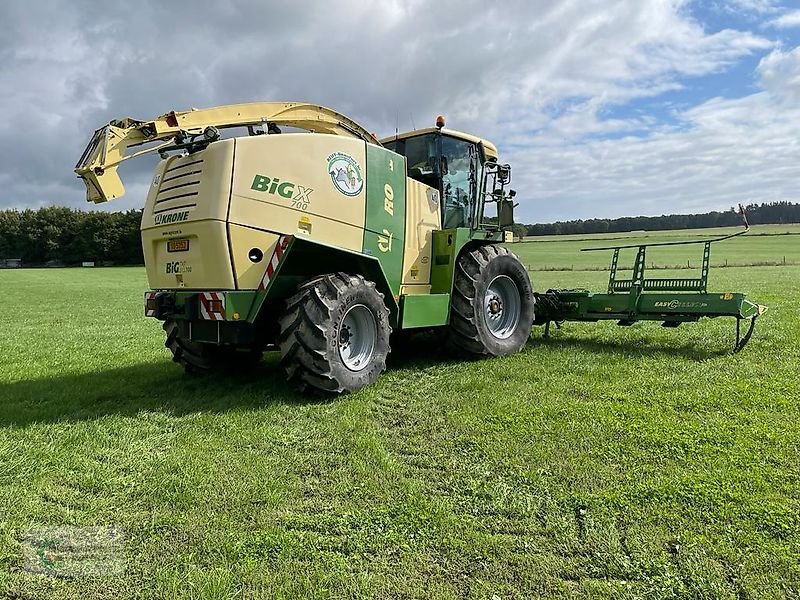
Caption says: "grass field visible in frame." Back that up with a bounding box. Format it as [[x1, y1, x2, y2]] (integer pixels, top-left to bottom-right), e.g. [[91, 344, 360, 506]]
[[515, 224, 800, 271], [0, 232, 798, 598]]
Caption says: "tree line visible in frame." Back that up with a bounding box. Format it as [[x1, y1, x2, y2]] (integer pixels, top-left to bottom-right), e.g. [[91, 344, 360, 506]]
[[0, 207, 143, 265], [523, 202, 800, 237], [0, 201, 798, 266]]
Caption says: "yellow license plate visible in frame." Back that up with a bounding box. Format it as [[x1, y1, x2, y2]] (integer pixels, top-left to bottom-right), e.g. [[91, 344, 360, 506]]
[[167, 238, 189, 253]]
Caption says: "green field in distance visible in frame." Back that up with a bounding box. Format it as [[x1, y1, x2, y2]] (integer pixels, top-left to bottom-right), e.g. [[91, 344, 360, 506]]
[[509, 224, 800, 272]]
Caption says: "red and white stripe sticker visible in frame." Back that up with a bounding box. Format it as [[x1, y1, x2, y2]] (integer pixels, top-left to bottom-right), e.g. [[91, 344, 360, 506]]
[[257, 235, 292, 291], [144, 292, 158, 317], [199, 291, 225, 321]]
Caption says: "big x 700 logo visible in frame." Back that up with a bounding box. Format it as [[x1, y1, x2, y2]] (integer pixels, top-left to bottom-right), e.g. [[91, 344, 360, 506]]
[[251, 175, 313, 204]]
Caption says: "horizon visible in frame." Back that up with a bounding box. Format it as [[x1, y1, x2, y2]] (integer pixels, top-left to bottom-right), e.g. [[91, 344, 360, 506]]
[[1, 200, 795, 228]]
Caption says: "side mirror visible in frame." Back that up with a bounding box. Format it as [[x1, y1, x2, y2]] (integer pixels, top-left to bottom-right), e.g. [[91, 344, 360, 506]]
[[477, 141, 487, 164], [497, 163, 511, 184]]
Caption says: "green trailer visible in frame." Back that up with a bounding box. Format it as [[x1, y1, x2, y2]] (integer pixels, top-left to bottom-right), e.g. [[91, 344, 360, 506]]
[[532, 218, 767, 352]]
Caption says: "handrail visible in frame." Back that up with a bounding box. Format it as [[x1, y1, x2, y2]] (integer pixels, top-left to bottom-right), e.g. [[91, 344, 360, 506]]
[[582, 226, 748, 252], [581, 206, 751, 251]]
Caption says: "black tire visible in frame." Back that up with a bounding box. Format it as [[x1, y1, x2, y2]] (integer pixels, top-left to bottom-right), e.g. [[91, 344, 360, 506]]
[[278, 273, 391, 394], [163, 320, 263, 374], [447, 244, 534, 356]]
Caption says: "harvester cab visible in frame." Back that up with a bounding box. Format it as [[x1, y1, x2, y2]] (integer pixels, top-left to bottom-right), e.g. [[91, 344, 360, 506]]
[[74, 102, 765, 394], [381, 116, 517, 232], [75, 102, 536, 393]]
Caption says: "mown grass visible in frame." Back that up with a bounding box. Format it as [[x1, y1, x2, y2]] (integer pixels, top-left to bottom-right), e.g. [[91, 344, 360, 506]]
[[0, 252, 798, 597], [514, 224, 800, 271]]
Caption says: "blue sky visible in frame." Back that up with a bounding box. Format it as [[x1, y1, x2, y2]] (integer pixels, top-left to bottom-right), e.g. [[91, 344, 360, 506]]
[[666, 2, 800, 111], [1, 0, 800, 223]]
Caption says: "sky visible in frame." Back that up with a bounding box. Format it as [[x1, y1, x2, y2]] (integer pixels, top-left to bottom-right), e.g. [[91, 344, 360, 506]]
[[1, 0, 800, 223]]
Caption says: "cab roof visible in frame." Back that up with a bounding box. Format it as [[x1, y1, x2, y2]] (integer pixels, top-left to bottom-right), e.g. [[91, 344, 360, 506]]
[[380, 127, 499, 160]]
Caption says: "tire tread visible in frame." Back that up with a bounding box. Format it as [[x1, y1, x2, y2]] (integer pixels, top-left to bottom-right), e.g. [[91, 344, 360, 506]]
[[278, 272, 390, 394]]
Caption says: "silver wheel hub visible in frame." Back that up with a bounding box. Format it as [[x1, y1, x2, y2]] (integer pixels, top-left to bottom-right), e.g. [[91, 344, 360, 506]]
[[338, 304, 377, 371], [484, 275, 521, 339]]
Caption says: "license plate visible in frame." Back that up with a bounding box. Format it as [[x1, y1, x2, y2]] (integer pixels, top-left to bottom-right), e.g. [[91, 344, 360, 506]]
[[167, 238, 189, 253]]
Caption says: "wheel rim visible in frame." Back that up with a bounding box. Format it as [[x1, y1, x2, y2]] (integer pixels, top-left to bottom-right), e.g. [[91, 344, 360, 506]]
[[338, 304, 377, 371], [484, 275, 521, 339]]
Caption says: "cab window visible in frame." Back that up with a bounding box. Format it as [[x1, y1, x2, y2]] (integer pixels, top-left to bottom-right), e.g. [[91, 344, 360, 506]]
[[385, 133, 482, 229], [440, 136, 477, 229], [385, 134, 440, 188]]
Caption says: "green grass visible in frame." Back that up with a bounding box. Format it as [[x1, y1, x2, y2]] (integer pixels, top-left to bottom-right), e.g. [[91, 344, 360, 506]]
[[0, 252, 798, 597], [514, 224, 800, 271]]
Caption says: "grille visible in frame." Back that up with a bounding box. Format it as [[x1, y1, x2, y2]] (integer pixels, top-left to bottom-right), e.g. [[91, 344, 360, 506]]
[[153, 157, 203, 212]]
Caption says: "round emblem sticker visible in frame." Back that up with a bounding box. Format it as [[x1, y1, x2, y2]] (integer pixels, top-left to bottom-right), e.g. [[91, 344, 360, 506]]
[[327, 152, 364, 197]]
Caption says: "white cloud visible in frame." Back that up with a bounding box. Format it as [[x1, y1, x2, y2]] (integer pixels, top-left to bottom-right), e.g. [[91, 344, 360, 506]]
[[757, 46, 800, 100], [506, 46, 800, 221], [767, 9, 800, 29], [719, 0, 781, 14]]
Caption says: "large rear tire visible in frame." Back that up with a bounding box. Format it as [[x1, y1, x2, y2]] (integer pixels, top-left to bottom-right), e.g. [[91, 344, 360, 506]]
[[163, 320, 263, 374], [447, 244, 535, 356], [278, 273, 391, 394]]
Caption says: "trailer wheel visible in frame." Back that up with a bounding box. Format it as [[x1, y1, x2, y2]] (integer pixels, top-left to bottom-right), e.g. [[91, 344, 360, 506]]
[[447, 244, 534, 356], [278, 273, 391, 394], [163, 320, 262, 374]]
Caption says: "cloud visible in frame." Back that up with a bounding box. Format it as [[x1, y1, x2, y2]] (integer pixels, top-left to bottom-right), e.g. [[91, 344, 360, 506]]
[[507, 45, 800, 221], [0, 0, 790, 223], [757, 46, 800, 100], [718, 0, 781, 15], [767, 9, 800, 29]]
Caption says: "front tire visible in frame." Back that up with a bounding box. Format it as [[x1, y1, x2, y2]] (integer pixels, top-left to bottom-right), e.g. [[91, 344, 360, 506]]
[[447, 245, 535, 356], [278, 273, 391, 394]]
